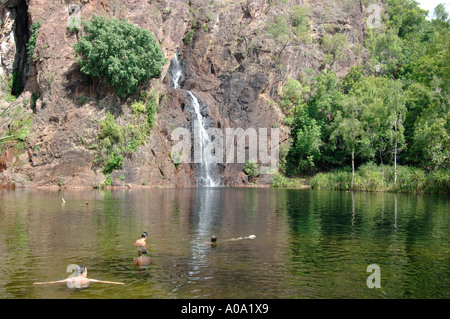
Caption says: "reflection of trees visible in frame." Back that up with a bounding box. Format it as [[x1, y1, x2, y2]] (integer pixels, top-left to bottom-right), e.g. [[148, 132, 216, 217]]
[[282, 189, 449, 298]]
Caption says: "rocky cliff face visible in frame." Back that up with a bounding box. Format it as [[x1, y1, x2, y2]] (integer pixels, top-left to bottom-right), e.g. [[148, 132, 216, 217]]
[[0, 0, 370, 189]]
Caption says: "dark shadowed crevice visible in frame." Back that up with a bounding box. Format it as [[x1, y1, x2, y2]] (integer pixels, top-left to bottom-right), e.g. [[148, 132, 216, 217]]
[[8, 0, 30, 97]]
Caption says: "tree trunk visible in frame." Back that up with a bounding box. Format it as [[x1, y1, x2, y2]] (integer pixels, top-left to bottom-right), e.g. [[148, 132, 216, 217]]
[[278, 41, 290, 58], [351, 149, 355, 188], [394, 121, 398, 186]]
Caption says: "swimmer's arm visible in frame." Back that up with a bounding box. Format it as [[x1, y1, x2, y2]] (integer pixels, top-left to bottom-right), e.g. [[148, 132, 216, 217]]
[[89, 279, 124, 285], [33, 279, 68, 285]]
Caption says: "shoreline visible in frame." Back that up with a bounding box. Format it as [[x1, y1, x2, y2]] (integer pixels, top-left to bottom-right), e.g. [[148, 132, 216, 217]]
[[1, 180, 448, 195], [1, 165, 447, 194]]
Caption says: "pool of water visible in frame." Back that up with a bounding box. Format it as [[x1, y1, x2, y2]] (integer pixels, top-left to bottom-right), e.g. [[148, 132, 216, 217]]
[[0, 188, 448, 298]]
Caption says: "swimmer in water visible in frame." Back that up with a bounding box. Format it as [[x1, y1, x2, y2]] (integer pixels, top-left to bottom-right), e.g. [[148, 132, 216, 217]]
[[209, 235, 217, 246], [33, 265, 124, 288], [133, 246, 152, 267], [133, 232, 148, 247], [225, 234, 256, 242]]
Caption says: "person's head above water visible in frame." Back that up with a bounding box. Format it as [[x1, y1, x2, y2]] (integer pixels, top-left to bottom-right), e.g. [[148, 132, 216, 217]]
[[75, 265, 87, 277], [133, 232, 148, 247], [211, 235, 217, 243], [134, 246, 152, 267]]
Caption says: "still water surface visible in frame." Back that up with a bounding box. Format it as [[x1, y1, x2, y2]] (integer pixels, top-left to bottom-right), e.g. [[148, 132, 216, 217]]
[[0, 188, 448, 299]]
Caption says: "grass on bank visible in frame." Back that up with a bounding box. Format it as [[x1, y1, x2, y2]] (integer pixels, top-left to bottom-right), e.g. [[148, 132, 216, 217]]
[[271, 173, 309, 188], [309, 162, 449, 194]]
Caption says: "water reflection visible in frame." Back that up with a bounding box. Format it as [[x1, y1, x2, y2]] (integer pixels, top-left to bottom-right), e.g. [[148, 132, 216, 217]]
[[182, 188, 220, 297], [0, 188, 448, 298]]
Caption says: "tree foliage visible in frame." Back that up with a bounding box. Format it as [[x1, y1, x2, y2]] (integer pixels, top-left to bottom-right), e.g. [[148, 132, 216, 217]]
[[27, 22, 41, 62], [279, 1, 449, 178], [266, 6, 311, 56], [74, 15, 166, 98]]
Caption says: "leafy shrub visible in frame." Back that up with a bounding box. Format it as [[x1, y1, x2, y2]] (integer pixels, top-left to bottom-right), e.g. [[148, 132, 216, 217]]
[[271, 174, 306, 188], [321, 33, 348, 64], [99, 113, 121, 142], [94, 90, 160, 175], [244, 160, 259, 181], [266, 6, 311, 56], [130, 101, 146, 114], [74, 15, 166, 98], [145, 89, 158, 130], [183, 30, 195, 45], [27, 22, 41, 62]]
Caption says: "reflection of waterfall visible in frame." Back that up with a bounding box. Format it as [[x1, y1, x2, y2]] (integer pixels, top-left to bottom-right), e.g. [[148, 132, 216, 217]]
[[170, 52, 220, 187], [191, 188, 218, 250], [182, 188, 220, 296]]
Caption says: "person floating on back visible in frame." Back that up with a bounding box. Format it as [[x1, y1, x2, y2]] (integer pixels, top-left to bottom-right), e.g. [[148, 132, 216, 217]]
[[33, 265, 124, 289], [133, 246, 152, 267], [206, 234, 255, 245], [225, 234, 256, 242], [133, 232, 148, 247]]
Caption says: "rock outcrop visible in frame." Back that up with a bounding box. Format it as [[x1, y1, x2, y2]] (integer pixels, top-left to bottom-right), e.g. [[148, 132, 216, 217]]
[[0, 0, 369, 189]]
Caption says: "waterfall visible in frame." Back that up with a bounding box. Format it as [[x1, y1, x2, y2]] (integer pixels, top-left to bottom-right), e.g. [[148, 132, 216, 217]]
[[188, 91, 220, 187], [170, 52, 184, 89], [170, 52, 220, 187]]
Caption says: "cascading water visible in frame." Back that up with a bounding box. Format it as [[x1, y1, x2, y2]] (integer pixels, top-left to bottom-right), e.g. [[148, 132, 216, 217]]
[[188, 91, 219, 187], [170, 52, 184, 89], [170, 52, 220, 187]]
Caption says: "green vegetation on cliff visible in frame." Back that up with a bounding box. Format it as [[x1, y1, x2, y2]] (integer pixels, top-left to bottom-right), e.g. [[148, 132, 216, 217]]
[[72, 15, 165, 181], [93, 90, 159, 179], [74, 15, 166, 98]]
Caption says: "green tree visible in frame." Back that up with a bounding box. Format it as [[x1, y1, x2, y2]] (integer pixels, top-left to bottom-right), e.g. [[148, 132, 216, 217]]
[[412, 112, 449, 170], [342, 66, 364, 94], [433, 3, 448, 22], [308, 71, 343, 125], [331, 95, 370, 187], [403, 83, 432, 155], [354, 77, 392, 173], [267, 6, 310, 57], [306, 71, 345, 170], [244, 160, 259, 181], [385, 80, 407, 184], [279, 78, 309, 114], [293, 117, 322, 172], [321, 33, 348, 65], [384, 0, 428, 39], [280, 78, 322, 174], [343, 76, 406, 183], [365, 28, 404, 77], [74, 15, 166, 98]]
